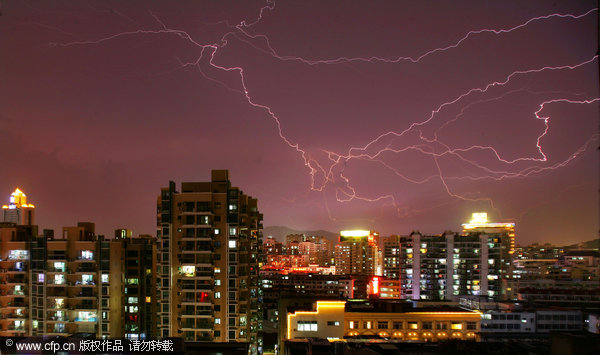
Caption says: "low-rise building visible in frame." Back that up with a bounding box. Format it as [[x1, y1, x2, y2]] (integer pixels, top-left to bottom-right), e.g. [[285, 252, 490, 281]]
[[281, 299, 481, 352]]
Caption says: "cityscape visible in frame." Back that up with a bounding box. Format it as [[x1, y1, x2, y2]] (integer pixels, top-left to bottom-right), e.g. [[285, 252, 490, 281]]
[[0, 177, 598, 354], [1, 0, 599, 354]]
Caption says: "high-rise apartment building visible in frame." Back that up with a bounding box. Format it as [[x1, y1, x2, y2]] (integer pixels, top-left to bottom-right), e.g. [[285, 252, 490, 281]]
[[46, 223, 125, 337], [334, 230, 380, 276], [382, 235, 402, 279], [118, 230, 158, 339], [398, 214, 514, 301], [0, 221, 126, 338], [462, 212, 515, 255], [157, 170, 263, 353], [0, 222, 38, 336], [0, 186, 159, 339]]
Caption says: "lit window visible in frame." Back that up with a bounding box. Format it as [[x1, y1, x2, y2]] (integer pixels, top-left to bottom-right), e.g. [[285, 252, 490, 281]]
[[8, 250, 29, 260], [229, 227, 237, 236], [181, 266, 195, 277], [54, 262, 66, 271], [228, 240, 237, 248], [215, 318, 221, 324], [81, 274, 94, 284], [215, 292, 221, 299], [101, 274, 109, 283], [214, 267, 221, 273], [451, 322, 463, 330], [80, 250, 94, 260], [77, 311, 97, 322], [297, 321, 318, 331], [54, 274, 65, 285], [215, 280, 221, 286], [214, 229, 220, 235]]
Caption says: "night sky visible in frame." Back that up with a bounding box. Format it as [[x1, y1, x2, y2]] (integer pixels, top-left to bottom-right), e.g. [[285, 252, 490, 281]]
[[1, 0, 598, 245]]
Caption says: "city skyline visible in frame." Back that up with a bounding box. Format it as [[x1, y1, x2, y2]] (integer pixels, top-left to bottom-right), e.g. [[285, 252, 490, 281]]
[[1, 0, 598, 245]]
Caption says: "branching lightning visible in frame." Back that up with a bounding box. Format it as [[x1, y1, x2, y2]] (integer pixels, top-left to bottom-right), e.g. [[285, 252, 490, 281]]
[[50, 1, 599, 223]]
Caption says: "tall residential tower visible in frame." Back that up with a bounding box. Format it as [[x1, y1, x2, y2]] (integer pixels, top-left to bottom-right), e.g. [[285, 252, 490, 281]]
[[157, 170, 263, 353]]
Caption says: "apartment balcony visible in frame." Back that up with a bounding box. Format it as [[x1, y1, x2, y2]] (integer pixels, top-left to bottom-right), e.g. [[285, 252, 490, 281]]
[[73, 317, 98, 323], [180, 298, 213, 306], [176, 282, 212, 292], [46, 323, 69, 334], [70, 289, 97, 299], [180, 250, 213, 254], [181, 236, 212, 242], [69, 300, 97, 310], [47, 280, 68, 287], [0, 276, 27, 285], [179, 311, 213, 318], [69, 257, 95, 263], [0, 289, 26, 296], [47, 316, 69, 322], [46, 330, 69, 336], [47, 302, 67, 310], [46, 267, 69, 273], [179, 320, 213, 331], [0, 266, 27, 273], [4, 300, 27, 308], [0, 311, 27, 319], [73, 280, 97, 287], [7, 327, 28, 334], [75, 265, 97, 273], [179, 275, 212, 281]]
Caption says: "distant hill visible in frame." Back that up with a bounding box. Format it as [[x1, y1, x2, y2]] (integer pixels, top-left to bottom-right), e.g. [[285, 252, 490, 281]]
[[563, 238, 600, 250], [262, 226, 339, 243]]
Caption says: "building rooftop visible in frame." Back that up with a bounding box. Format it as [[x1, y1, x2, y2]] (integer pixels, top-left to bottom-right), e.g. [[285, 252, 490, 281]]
[[344, 299, 475, 314]]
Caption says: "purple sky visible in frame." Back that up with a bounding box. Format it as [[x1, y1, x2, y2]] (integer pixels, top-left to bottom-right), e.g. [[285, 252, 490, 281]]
[[1, 0, 598, 245]]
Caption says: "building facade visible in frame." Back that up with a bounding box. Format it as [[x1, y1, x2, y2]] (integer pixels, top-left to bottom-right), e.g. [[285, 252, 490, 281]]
[[282, 300, 481, 351], [157, 170, 263, 353], [397, 214, 514, 301], [0, 221, 129, 338], [334, 230, 379, 276], [382, 235, 402, 279], [119, 231, 158, 339]]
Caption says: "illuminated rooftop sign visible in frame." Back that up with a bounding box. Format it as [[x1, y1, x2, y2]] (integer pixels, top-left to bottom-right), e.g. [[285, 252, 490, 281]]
[[462, 212, 514, 230], [340, 230, 376, 243], [2, 188, 35, 209], [340, 230, 370, 238], [469, 212, 488, 224]]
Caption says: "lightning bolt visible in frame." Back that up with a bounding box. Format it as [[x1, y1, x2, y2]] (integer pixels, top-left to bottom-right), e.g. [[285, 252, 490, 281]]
[[48, 1, 599, 224]]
